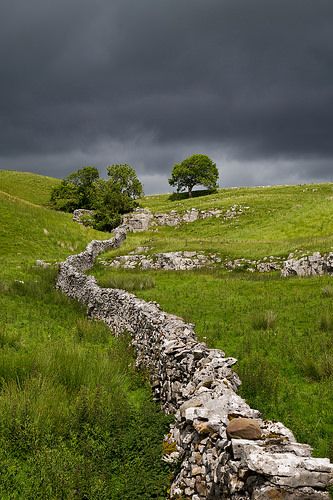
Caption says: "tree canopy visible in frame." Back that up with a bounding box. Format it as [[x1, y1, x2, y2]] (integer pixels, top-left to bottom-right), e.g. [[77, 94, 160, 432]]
[[169, 154, 219, 197], [49, 164, 143, 231]]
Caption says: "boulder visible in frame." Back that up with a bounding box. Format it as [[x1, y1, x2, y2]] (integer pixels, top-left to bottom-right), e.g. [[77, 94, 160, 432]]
[[226, 417, 261, 440]]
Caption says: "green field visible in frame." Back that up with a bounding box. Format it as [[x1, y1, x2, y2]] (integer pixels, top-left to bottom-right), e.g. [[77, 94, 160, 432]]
[[1, 170, 333, 497], [0, 169, 60, 205], [131, 183, 333, 259], [0, 170, 172, 499], [92, 182, 333, 462]]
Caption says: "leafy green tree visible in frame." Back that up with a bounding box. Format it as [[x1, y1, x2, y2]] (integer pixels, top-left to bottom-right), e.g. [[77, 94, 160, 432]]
[[65, 166, 99, 208], [169, 154, 219, 197], [92, 179, 139, 232], [50, 182, 81, 212], [50, 166, 99, 211], [107, 164, 143, 199]]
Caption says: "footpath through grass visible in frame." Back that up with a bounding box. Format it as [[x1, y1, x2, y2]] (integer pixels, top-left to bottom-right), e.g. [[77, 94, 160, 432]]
[[92, 266, 333, 461], [0, 171, 172, 499]]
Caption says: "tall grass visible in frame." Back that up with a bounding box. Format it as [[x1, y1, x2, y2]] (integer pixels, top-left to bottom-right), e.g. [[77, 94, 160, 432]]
[[0, 171, 175, 498], [0, 270, 172, 498], [93, 267, 333, 461]]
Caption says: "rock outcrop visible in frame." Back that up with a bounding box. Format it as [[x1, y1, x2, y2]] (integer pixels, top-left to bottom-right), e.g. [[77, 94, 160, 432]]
[[282, 252, 333, 277], [100, 251, 221, 271], [56, 227, 333, 499], [122, 205, 249, 232], [72, 209, 95, 225]]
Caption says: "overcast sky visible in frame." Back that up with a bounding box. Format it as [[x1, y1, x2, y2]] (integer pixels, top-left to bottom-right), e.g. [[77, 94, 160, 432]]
[[0, 0, 332, 193]]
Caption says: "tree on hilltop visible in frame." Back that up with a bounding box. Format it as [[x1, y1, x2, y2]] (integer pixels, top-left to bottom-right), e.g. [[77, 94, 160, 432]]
[[106, 164, 143, 199], [168, 154, 219, 197]]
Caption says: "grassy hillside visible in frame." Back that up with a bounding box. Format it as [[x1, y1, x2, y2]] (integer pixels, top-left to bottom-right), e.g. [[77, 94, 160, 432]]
[[0, 169, 60, 205], [0, 171, 172, 498], [129, 183, 333, 259], [92, 182, 333, 462]]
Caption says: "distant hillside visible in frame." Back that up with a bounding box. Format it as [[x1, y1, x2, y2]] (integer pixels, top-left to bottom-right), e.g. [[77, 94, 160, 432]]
[[0, 169, 60, 205], [137, 182, 333, 259]]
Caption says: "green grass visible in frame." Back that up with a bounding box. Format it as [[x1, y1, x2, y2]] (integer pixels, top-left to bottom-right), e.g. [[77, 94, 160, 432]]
[[0, 169, 60, 205], [0, 171, 172, 499], [2, 170, 333, 495], [92, 267, 333, 462], [127, 183, 333, 259], [0, 191, 106, 279], [90, 182, 333, 462]]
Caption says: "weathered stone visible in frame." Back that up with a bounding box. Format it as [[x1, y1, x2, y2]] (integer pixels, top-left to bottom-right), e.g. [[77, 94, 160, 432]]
[[195, 477, 207, 496], [72, 209, 95, 225], [282, 252, 333, 277], [193, 420, 219, 435], [252, 485, 331, 499], [227, 418, 262, 440]]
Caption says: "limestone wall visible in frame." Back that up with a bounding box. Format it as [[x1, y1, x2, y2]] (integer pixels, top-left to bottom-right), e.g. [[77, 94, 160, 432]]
[[56, 226, 333, 499], [122, 205, 248, 232], [282, 252, 333, 277]]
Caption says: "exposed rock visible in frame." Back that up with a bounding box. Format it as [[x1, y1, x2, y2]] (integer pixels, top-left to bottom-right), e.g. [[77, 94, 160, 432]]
[[100, 251, 220, 271], [226, 418, 261, 440], [282, 252, 333, 277], [122, 208, 153, 231], [226, 257, 283, 273], [72, 209, 95, 225], [123, 205, 249, 232]]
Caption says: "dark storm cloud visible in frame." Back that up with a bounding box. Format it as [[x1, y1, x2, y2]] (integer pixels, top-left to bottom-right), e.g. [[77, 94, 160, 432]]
[[0, 0, 333, 191]]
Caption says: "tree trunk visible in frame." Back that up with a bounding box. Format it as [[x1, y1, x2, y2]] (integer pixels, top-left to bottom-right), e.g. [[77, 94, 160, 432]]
[[188, 187, 193, 197]]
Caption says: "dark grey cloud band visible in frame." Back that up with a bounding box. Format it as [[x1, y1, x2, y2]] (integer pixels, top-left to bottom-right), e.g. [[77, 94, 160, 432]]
[[1, 0, 332, 192]]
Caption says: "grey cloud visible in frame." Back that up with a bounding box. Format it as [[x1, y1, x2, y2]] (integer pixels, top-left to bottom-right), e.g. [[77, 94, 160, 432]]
[[0, 0, 333, 190]]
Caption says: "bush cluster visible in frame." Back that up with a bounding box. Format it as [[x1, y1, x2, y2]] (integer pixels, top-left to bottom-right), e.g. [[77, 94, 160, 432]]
[[50, 165, 143, 232]]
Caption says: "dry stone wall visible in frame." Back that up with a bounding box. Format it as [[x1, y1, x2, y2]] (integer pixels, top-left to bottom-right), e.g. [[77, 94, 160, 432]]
[[56, 226, 333, 499], [282, 252, 333, 277], [99, 251, 221, 271], [122, 205, 248, 232]]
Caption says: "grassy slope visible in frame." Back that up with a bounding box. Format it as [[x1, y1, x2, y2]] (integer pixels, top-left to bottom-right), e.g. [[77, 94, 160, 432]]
[[0, 191, 105, 277], [0, 169, 60, 205], [123, 183, 333, 259], [0, 172, 171, 499], [92, 183, 333, 462]]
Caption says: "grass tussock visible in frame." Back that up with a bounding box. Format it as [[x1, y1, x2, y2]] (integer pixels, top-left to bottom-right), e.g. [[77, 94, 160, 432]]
[[0, 264, 172, 498], [320, 312, 333, 332], [98, 272, 156, 292], [252, 310, 277, 330], [322, 285, 333, 297]]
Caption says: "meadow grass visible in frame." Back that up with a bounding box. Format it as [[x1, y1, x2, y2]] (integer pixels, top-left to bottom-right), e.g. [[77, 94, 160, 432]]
[[0, 169, 60, 205], [0, 172, 172, 499], [123, 183, 333, 260], [2, 170, 333, 495], [92, 266, 333, 461], [0, 191, 107, 279]]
